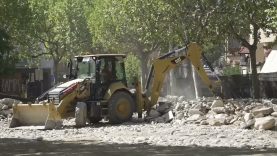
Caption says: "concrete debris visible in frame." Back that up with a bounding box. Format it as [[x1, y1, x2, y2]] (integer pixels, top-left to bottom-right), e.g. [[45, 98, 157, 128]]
[[254, 116, 275, 130], [186, 114, 203, 121], [212, 107, 226, 114], [271, 112, 277, 117], [0, 98, 22, 108], [188, 109, 204, 116], [0, 98, 22, 118], [252, 107, 273, 116], [146, 96, 277, 131], [211, 99, 224, 108], [244, 113, 253, 122], [272, 104, 277, 112]]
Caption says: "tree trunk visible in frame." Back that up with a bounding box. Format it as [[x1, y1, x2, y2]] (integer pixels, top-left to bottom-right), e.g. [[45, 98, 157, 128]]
[[140, 52, 149, 88], [249, 46, 260, 98]]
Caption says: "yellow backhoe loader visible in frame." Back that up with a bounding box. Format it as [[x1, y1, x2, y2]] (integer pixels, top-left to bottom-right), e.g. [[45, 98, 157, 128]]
[[9, 43, 221, 129]]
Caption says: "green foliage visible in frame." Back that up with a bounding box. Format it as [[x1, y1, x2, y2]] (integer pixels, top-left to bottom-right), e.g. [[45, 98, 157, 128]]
[[124, 54, 141, 85], [0, 29, 17, 75], [223, 66, 241, 76]]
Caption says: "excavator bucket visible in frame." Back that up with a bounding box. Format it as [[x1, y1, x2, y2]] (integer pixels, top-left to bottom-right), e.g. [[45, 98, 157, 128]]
[[9, 102, 62, 129]]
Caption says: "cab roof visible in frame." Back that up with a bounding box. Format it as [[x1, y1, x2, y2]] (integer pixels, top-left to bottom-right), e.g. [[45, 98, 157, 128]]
[[74, 54, 126, 58]]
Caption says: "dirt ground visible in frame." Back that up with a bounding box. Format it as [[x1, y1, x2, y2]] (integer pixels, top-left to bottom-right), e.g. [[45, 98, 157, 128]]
[[1, 118, 277, 155]]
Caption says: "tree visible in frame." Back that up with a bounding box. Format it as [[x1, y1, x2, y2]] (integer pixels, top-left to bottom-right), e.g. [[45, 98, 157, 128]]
[[0, 29, 17, 75], [88, 0, 176, 86], [164, 0, 277, 98], [21, 0, 93, 81], [0, 0, 31, 74]]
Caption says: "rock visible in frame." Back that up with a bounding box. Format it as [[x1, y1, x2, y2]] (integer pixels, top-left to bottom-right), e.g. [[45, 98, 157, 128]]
[[0, 98, 21, 108], [186, 114, 203, 121], [200, 120, 209, 125], [271, 112, 277, 117], [2, 105, 9, 110], [241, 119, 255, 129], [214, 113, 228, 119], [174, 102, 183, 111], [135, 137, 146, 143], [225, 115, 235, 124], [175, 112, 184, 120], [162, 111, 174, 123], [253, 112, 264, 118], [273, 105, 277, 112], [212, 107, 225, 114], [157, 103, 170, 114], [244, 113, 253, 122], [0, 103, 4, 110], [271, 99, 277, 104], [254, 116, 275, 130], [177, 96, 185, 102], [252, 107, 273, 116], [0, 109, 12, 116], [229, 116, 239, 124], [188, 109, 204, 116], [211, 99, 224, 108], [208, 118, 224, 126], [148, 110, 161, 118]]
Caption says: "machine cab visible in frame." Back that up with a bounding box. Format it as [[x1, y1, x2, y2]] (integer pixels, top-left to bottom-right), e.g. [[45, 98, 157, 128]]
[[73, 54, 127, 100]]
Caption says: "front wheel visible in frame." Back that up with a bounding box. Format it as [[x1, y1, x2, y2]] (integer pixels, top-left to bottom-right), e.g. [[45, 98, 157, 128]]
[[108, 91, 135, 124]]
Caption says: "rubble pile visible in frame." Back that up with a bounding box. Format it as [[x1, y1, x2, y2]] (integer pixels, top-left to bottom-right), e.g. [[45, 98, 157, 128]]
[[147, 96, 277, 130], [0, 98, 21, 120]]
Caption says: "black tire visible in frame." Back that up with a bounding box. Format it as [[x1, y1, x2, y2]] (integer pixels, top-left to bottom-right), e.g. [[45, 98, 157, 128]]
[[88, 103, 102, 124], [75, 102, 87, 127], [108, 91, 135, 124]]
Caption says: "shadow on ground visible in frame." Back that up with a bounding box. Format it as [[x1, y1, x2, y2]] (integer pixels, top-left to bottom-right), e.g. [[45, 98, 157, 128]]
[[0, 138, 276, 156]]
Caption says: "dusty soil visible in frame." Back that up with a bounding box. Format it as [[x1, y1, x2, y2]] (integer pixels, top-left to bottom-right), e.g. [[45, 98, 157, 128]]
[[1, 118, 277, 151]]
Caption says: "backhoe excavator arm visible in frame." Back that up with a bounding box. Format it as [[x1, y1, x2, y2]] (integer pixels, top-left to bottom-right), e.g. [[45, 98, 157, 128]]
[[136, 43, 220, 115]]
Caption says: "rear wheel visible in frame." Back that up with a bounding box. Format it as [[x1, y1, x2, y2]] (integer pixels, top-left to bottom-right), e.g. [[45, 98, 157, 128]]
[[75, 102, 87, 127], [108, 91, 135, 124]]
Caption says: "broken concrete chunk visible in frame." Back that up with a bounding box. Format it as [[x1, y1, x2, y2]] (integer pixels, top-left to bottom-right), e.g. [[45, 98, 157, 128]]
[[200, 120, 209, 125], [157, 103, 170, 114], [271, 112, 277, 117], [211, 99, 224, 108], [252, 107, 273, 116], [212, 107, 226, 114], [186, 114, 203, 121], [174, 102, 183, 111], [188, 109, 204, 116], [162, 111, 174, 123], [241, 119, 255, 129], [148, 110, 161, 118], [1, 105, 9, 110], [175, 112, 184, 120], [254, 116, 275, 130], [0, 98, 22, 108], [253, 112, 264, 118], [244, 113, 253, 122], [273, 105, 277, 112], [208, 118, 224, 126]]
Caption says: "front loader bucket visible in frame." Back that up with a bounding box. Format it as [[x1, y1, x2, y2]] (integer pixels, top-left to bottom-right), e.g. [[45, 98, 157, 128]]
[[9, 102, 62, 129]]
